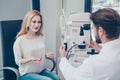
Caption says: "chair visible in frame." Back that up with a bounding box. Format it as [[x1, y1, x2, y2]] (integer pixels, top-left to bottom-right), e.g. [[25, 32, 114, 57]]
[[0, 20, 56, 80]]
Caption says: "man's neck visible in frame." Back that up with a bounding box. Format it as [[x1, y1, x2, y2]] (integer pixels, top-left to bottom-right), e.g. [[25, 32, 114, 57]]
[[102, 37, 119, 44]]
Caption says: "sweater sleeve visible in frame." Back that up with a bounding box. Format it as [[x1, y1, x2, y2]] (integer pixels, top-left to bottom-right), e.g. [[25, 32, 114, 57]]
[[13, 39, 23, 66]]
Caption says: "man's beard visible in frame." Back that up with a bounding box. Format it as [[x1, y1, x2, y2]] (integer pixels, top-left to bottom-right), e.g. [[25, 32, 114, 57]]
[[95, 31, 102, 43]]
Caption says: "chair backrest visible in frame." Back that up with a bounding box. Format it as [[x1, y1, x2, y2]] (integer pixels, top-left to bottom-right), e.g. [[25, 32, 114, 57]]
[[0, 20, 22, 80]]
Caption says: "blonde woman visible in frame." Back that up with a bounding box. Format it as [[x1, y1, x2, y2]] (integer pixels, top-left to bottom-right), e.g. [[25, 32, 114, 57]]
[[13, 10, 60, 80]]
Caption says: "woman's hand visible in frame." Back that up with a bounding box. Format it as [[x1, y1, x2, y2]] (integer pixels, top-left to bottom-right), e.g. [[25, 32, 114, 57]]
[[31, 57, 42, 63], [59, 45, 66, 58], [46, 52, 54, 59], [19, 57, 42, 64]]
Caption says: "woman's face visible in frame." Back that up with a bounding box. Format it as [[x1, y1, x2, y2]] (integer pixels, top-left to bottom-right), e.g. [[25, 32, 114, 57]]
[[29, 15, 41, 33]]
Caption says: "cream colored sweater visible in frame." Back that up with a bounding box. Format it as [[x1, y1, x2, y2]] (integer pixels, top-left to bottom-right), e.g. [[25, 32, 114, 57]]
[[13, 35, 45, 76]]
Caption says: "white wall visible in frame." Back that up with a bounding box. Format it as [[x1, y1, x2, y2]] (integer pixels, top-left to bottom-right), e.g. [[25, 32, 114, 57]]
[[40, 0, 62, 73], [0, 0, 31, 20], [41, 0, 62, 51], [0, 0, 31, 78], [40, 0, 58, 53]]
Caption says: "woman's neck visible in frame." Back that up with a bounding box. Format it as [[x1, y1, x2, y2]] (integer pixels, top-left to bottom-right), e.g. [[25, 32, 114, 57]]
[[26, 31, 38, 39]]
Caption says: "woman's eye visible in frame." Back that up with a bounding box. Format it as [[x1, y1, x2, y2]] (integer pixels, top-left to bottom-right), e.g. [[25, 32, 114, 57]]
[[32, 21, 36, 23], [32, 21, 41, 23], [38, 21, 41, 23]]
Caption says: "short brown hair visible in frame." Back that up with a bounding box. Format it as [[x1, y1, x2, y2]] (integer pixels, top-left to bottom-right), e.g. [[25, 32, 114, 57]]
[[90, 8, 120, 39]]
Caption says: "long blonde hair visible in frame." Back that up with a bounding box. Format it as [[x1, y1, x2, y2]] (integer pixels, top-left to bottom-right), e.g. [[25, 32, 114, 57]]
[[16, 10, 43, 38]]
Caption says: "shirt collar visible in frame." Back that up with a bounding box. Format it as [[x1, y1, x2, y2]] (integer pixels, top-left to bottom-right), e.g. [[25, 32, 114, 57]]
[[102, 38, 120, 48]]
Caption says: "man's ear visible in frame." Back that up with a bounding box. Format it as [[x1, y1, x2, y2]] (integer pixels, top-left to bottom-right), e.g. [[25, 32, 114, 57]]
[[98, 27, 104, 36]]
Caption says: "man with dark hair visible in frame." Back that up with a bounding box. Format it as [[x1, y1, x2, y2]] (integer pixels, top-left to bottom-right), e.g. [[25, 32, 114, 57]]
[[59, 8, 120, 80], [90, 8, 120, 43]]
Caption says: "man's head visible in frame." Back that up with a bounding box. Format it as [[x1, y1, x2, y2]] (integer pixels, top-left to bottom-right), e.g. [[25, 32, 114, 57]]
[[90, 8, 120, 43]]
